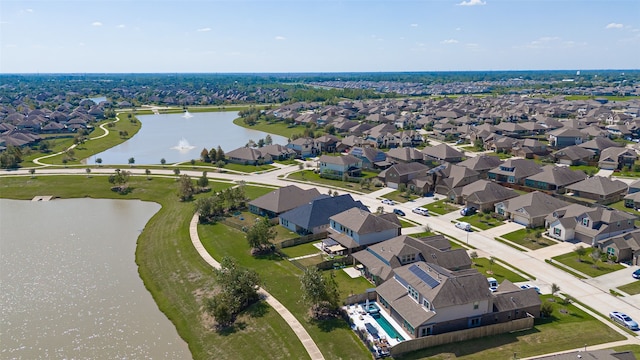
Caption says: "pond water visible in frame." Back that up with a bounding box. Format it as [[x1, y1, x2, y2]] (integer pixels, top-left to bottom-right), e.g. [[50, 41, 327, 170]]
[[90, 111, 288, 165], [88, 96, 107, 104], [0, 199, 191, 359]]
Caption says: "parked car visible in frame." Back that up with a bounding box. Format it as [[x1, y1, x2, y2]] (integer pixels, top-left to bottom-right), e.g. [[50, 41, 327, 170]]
[[393, 208, 406, 216], [455, 221, 471, 231], [412, 207, 429, 216], [633, 269, 640, 279], [610, 311, 639, 330], [488, 277, 498, 292], [460, 207, 477, 216], [381, 199, 395, 205], [520, 284, 541, 294]]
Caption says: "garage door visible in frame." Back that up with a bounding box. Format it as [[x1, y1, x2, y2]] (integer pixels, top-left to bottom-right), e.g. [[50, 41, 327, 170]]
[[512, 215, 529, 227], [387, 182, 399, 189]]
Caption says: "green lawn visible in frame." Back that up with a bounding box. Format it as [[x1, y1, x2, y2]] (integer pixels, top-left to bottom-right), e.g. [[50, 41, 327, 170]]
[[400, 218, 420, 228], [457, 213, 504, 231], [382, 190, 420, 203], [0, 175, 313, 360], [552, 249, 625, 277], [223, 162, 276, 173], [198, 221, 369, 359], [233, 117, 319, 139], [178, 160, 276, 173], [278, 242, 321, 258], [486, 152, 513, 159], [331, 268, 376, 300], [424, 199, 459, 215], [501, 228, 556, 250], [569, 164, 599, 175], [22, 114, 142, 167], [286, 170, 375, 194], [396, 295, 625, 360], [618, 279, 640, 295], [472, 257, 528, 283], [458, 145, 484, 152]]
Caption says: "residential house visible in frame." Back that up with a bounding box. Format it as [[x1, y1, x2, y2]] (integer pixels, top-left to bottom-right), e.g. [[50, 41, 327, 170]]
[[512, 138, 548, 159], [352, 234, 472, 285], [494, 191, 569, 228], [598, 147, 638, 170], [386, 146, 424, 164], [451, 179, 519, 212], [379, 162, 430, 189], [422, 143, 464, 163], [248, 185, 321, 218], [433, 164, 482, 196], [623, 192, 640, 209], [326, 207, 401, 255], [318, 154, 363, 177], [552, 145, 596, 165], [565, 176, 628, 204], [315, 134, 340, 153], [524, 165, 587, 192], [458, 155, 503, 178], [578, 137, 622, 156], [395, 130, 424, 147], [365, 124, 401, 148], [258, 144, 297, 161], [547, 128, 586, 148], [286, 137, 319, 158], [545, 204, 637, 245], [225, 146, 273, 165], [375, 261, 540, 339], [279, 194, 368, 235], [596, 230, 640, 264], [487, 158, 543, 185], [485, 135, 518, 153], [349, 146, 389, 170]]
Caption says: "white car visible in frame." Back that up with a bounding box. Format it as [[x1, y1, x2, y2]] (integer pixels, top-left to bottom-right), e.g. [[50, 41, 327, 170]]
[[520, 284, 541, 294], [455, 221, 471, 231], [412, 207, 429, 216], [381, 199, 395, 205]]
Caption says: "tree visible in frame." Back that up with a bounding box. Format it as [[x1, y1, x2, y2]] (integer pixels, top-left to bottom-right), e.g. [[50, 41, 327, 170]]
[[300, 267, 340, 318], [208, 148, 217, 163], [128, 157, 135, 167], [173, 168, 181, 178], [246, 218, 276, 253], [190, 159, 196, 167], [216, 146, 225, 162], [85, 168, 91, 178], [488, 257, 495, 274], [108, 169, 130, 193], [551, 283, 560, 297], [540, 301, 554, 318], [207, 257, 260, 324], [200, 148, 210, 162], [469, 251, 478, 264], [257, 138, 265, 148], [574, 245, 586, 262], [29, 168, 35, 178], [145, 168, 151, 180], [177, 174, 195, 201], [205, 294, 233, 328], [265, 134, 273, 145], [160, 158, 166, 167], [197, 171, 209, 187], [590, 248, 602, 268], [376, 206, 385, 214], [95, 158, 102, 167]]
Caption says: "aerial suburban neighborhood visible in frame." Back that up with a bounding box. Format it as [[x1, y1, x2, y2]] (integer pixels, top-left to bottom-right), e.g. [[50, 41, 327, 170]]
[[2, 72, 640, 359]]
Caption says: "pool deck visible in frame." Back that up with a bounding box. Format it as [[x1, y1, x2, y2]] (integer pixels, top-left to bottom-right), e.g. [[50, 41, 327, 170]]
[[344, 302, 412, 349]]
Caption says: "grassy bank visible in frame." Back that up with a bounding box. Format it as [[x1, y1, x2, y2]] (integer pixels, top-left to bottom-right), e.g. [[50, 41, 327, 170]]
[[0, 175, 310, 360]]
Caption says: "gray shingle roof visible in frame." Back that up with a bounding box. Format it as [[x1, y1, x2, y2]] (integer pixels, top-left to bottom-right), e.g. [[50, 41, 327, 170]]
[[566, 176, 628, 196], [248, 185, 321, 214], [279, 194, 369, 230], [525, 165, 587, 187]]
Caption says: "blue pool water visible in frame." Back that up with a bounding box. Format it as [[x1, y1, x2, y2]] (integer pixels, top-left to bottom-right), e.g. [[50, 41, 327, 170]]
[[373, 314, 405, 341]]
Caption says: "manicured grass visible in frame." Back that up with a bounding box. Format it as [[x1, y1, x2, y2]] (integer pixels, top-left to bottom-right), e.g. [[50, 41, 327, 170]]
[[552, 249, 625, 277], [458, 145, 484, 152], [0, 175, 312, 360], [400, 218, 419, 228], [396, 294, 625, 360], [457, 213, 504, 231], [198, 221, 369, 359], [486, 152, 513, 159], [242, 185, 278, 200], [501, 228, 556, 250], [24, 114, 142, 167], [612, 344, 640, 358], [279, 242, 321, 258], [381, 190, 420, 203], [223, 162, 276, 173], [424, 199, 458, 215], [569, 164, 599, 175], [618, 279, 640, 295], [233, 118, 311, 139], [330, 268, 375, 300], [472, 257, 528, 283], [286, 170, 375, 194]]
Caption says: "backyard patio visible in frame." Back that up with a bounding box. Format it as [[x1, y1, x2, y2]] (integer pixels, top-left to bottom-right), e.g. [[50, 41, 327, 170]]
[[345, 301, 411, 358]]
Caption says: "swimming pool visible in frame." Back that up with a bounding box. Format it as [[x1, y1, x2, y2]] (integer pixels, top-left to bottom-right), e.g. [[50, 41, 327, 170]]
[[373, 314, 405, 341]]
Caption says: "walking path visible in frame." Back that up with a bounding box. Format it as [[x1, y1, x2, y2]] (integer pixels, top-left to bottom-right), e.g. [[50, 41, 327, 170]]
[[188, 214, 325, 360]]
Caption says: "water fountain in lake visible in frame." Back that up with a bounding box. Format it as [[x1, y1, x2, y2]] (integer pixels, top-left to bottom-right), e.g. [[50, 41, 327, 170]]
[[182, 110, 193, 119], [171, 138, 195, 153]]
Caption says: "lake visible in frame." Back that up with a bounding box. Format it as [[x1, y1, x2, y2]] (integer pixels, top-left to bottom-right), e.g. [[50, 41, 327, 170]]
[[90, 111, 288, 165], [0, 199, 191, 359]]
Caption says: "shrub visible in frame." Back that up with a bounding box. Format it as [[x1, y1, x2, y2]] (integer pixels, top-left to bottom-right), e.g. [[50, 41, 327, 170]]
[[540, 301, 554, 318]]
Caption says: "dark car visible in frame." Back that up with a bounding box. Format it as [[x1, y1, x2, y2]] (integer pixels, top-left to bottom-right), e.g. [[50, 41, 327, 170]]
[[460, 207, 477, 216], [393, 208, 405, 216], [633, 269, 640, 279]]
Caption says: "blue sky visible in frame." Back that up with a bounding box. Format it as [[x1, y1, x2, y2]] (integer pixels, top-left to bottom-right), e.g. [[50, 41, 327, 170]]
[[1, 0, 639, 73]]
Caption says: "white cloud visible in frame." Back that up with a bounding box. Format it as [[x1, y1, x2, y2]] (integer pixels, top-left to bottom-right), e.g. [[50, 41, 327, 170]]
[[457, 0, 486, 6], [5, 44, 17, 48], [25, 8, 33, 13], [410, 24, 418, 27], [196, 27, 211, 32], [441, 39, 459, 44], [79, 42, 85, 47], [116, 24, 126, 29], [274, 35, 286, 40], [455, 27, 462, 31], [605, 23, 623, 29], [92, 21, 103, 27]]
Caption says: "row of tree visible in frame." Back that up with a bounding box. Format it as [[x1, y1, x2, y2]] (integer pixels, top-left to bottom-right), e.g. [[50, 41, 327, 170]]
[[194, 185, 247, 223]]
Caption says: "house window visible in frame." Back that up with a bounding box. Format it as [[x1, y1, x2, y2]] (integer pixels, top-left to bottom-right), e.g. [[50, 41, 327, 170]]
[[607, 247, 615, 256], [553, 228, 562, 236], [404, 320, 415, 333], [408, 286, 419, 302], [469, 317, 481, 327], [420, 326, 433, 336], [629, 220, 633, 225], [473, 301, 479, 310], [582, 218, 589, 227], [508, 176, 515, 184], [422, 298, 430, 310], [617, 222, 621, 227]]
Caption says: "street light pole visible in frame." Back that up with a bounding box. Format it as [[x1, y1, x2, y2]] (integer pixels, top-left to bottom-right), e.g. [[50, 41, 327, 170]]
[[467, 230, 469, 245]]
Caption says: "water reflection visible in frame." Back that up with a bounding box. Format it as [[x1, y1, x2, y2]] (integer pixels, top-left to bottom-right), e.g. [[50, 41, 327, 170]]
[[0, 199, 191, 359]]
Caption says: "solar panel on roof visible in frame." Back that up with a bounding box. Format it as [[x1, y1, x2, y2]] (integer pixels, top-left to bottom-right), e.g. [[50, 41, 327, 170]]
[[409, 264, 440, 288]]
